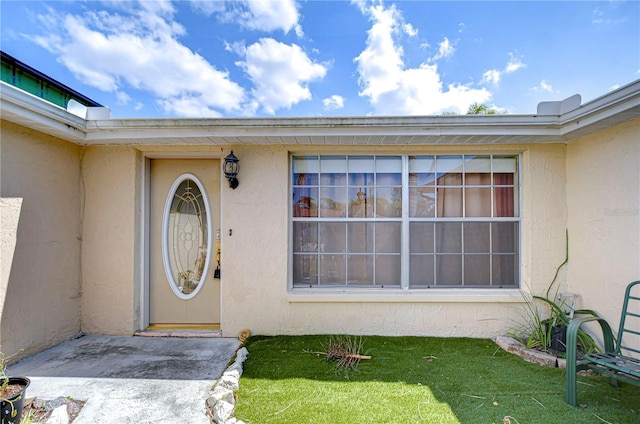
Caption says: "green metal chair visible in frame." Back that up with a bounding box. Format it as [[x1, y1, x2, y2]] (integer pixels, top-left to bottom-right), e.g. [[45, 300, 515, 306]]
[[565, 280, 640, 406]]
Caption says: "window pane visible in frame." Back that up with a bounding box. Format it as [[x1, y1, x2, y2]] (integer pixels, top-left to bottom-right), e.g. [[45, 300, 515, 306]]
[[437, 187, 462, 217], [320, 173, 346, 186], [410, 223, 434, 253], [465, 187, 491, 217], [409, 187, 435, 217], [320, 254, 345, 284], [320, 156, 346, 185], [293, 254, 317, 286], [376, 156, 402, 172], [348, 223, 374, 253], [436, 156, 463, 185], [319, 222, 345, 252], [464, 156, 491, 176], [492, 222, 518, 254], [493, 156, 517, 173], [293, 156, 319, 185], [464, 222, 490, 253], [436, 223, 462, 253], [465, 173, 491, 185], [436, 255, 462, 285], [375, 222, 401, 253], [464, 255, 490, 285], [375, 255, 401, 286], [293, 187, 318, 217], [348, 187, 373, 217], [376, 187, 402, 217], [493, 254, 518, 286], [410, 255, 435, 286], [494, 173, 515, 217], [293, 222, 317, 253], [348, 156, 374, 186], [347, 255, 372, 285], [319, 187, 347, 217], [409, 155, 435, 170]]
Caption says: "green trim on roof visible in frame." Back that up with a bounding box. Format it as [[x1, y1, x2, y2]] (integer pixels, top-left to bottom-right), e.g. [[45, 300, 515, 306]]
[[1, 51, 102, 109]]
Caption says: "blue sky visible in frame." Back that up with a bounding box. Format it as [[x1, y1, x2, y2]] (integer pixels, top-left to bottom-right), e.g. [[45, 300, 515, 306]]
[[1, 1, 638, 118]]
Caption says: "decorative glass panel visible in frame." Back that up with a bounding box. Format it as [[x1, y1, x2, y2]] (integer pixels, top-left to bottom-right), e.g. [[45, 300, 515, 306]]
[[162, 174, 212, 299]]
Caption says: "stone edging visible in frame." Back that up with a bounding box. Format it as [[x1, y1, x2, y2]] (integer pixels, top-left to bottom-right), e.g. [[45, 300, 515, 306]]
[[494, 335, 566, 369], [206, 347, 249, 424]]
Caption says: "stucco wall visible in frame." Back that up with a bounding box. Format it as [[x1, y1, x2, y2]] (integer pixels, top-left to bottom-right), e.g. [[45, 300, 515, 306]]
[[0, 120, 81, 360], [80, 146, 140, 335], [566, 117, 640, 332], [220, 144, 569, 338]]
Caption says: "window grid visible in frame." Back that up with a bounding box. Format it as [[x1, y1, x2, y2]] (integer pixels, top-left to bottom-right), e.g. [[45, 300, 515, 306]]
[[292, 154, 519, 289]]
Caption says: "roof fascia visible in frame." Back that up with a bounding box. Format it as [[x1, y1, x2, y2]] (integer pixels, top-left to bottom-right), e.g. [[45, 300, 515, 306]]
[[558, 80, 640, 140], [2, 79, 639, 146], [83, 114, 562, 142], [0, 82, 87, 141]]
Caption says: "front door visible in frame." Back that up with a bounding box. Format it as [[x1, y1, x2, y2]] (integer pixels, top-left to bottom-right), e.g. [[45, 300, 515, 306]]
[[149, 159, 220, 325]]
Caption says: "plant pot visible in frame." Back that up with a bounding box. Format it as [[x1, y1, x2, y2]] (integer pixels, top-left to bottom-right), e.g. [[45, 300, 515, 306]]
[[1, 377, 30, 424], [550, 325, 567, 353]]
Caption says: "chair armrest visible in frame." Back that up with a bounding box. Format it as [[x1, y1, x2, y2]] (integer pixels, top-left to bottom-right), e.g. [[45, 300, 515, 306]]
[[567, 316, 616, 365]]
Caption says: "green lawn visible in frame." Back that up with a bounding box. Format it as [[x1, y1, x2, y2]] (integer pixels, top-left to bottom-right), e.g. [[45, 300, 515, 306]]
[[235, 336, 638, 424]]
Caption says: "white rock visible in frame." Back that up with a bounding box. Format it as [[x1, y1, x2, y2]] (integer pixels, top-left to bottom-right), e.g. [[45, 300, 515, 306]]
[[213, 400, 235, 423], [226, 361, 243, 376], [235, 348, 249, 362], [46, 404, 69, 424], [210, 385, 235, 404]]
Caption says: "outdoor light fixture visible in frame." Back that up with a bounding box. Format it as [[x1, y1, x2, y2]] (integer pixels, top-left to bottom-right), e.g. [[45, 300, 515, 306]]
[[223, 151, 240, 189]]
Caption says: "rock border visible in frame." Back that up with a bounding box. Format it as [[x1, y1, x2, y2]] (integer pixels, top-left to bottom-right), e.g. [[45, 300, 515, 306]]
[[206, 347, 249, 424], [495, 335, 566, 369]]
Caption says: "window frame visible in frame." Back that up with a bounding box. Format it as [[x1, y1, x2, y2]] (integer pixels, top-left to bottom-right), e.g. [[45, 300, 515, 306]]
[[289, 154, 521, 291]]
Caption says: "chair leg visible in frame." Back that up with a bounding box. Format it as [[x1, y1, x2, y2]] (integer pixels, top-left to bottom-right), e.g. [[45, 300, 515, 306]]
[[566, 368, 577, 406]]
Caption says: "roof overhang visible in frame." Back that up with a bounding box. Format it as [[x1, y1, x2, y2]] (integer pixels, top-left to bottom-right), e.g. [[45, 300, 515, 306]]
[[2, 80, 639, 146]]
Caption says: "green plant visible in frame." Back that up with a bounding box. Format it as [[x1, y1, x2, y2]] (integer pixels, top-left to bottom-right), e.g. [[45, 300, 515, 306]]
[[1, 350, 25, 421], [510, 231, 599, 354]]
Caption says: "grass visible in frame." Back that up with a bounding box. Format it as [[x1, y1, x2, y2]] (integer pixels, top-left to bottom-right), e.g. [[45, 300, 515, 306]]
[[235, 336, 639, 423]]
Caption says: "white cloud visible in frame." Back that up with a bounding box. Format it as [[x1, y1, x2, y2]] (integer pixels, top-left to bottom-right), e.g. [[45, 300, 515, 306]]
[[323, 95, 345, 110], [481, 70, 501, 86], [236, 38, 328, 115], [481, 51, 526, 86], [354, 2, 490, 115], [202, 0, 303, 36], [115, 91, 131, 105], [428, 37, 455, 62], [533, 80, 555, 93], [505, 52, 525, 73], [27, 3, 245, 117], [403, 23, 418, 37], [189, 0, 225, 16]]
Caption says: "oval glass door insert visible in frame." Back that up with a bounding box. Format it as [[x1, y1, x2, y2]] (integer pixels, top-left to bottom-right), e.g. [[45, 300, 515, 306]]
[[162, 173, 212, 299]]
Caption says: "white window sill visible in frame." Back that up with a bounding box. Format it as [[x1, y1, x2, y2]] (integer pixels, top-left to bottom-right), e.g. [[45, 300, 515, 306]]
[[287, 288, 530, 303]]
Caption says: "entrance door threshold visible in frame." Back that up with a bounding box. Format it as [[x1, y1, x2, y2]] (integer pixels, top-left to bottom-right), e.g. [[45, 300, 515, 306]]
[[135, 324, 222, 338]]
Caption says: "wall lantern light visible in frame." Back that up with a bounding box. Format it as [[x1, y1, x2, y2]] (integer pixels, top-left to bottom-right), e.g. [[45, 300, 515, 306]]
[[223, 151, 240, 189]]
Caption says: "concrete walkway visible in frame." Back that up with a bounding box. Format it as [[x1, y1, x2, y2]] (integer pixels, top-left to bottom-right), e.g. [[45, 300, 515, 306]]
[[8, 334, 241, 423]]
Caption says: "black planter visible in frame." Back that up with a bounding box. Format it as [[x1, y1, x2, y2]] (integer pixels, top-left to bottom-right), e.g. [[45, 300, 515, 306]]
[[1, 377, 30, 424], [550, 325, 567, 352]]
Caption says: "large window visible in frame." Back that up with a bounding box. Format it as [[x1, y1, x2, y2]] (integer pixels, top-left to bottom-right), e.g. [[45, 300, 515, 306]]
[[291, 155, 519, 289]]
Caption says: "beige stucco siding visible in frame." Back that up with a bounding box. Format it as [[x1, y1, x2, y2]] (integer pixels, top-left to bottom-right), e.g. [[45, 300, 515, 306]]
[[566, 117, 640, 331], [220, 144, 569, 338], [0, 120, 81, 360], [80, 146, 140, 335]]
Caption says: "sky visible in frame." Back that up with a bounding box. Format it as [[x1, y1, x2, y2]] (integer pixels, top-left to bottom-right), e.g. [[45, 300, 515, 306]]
[[1, 0, 638, 119]]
